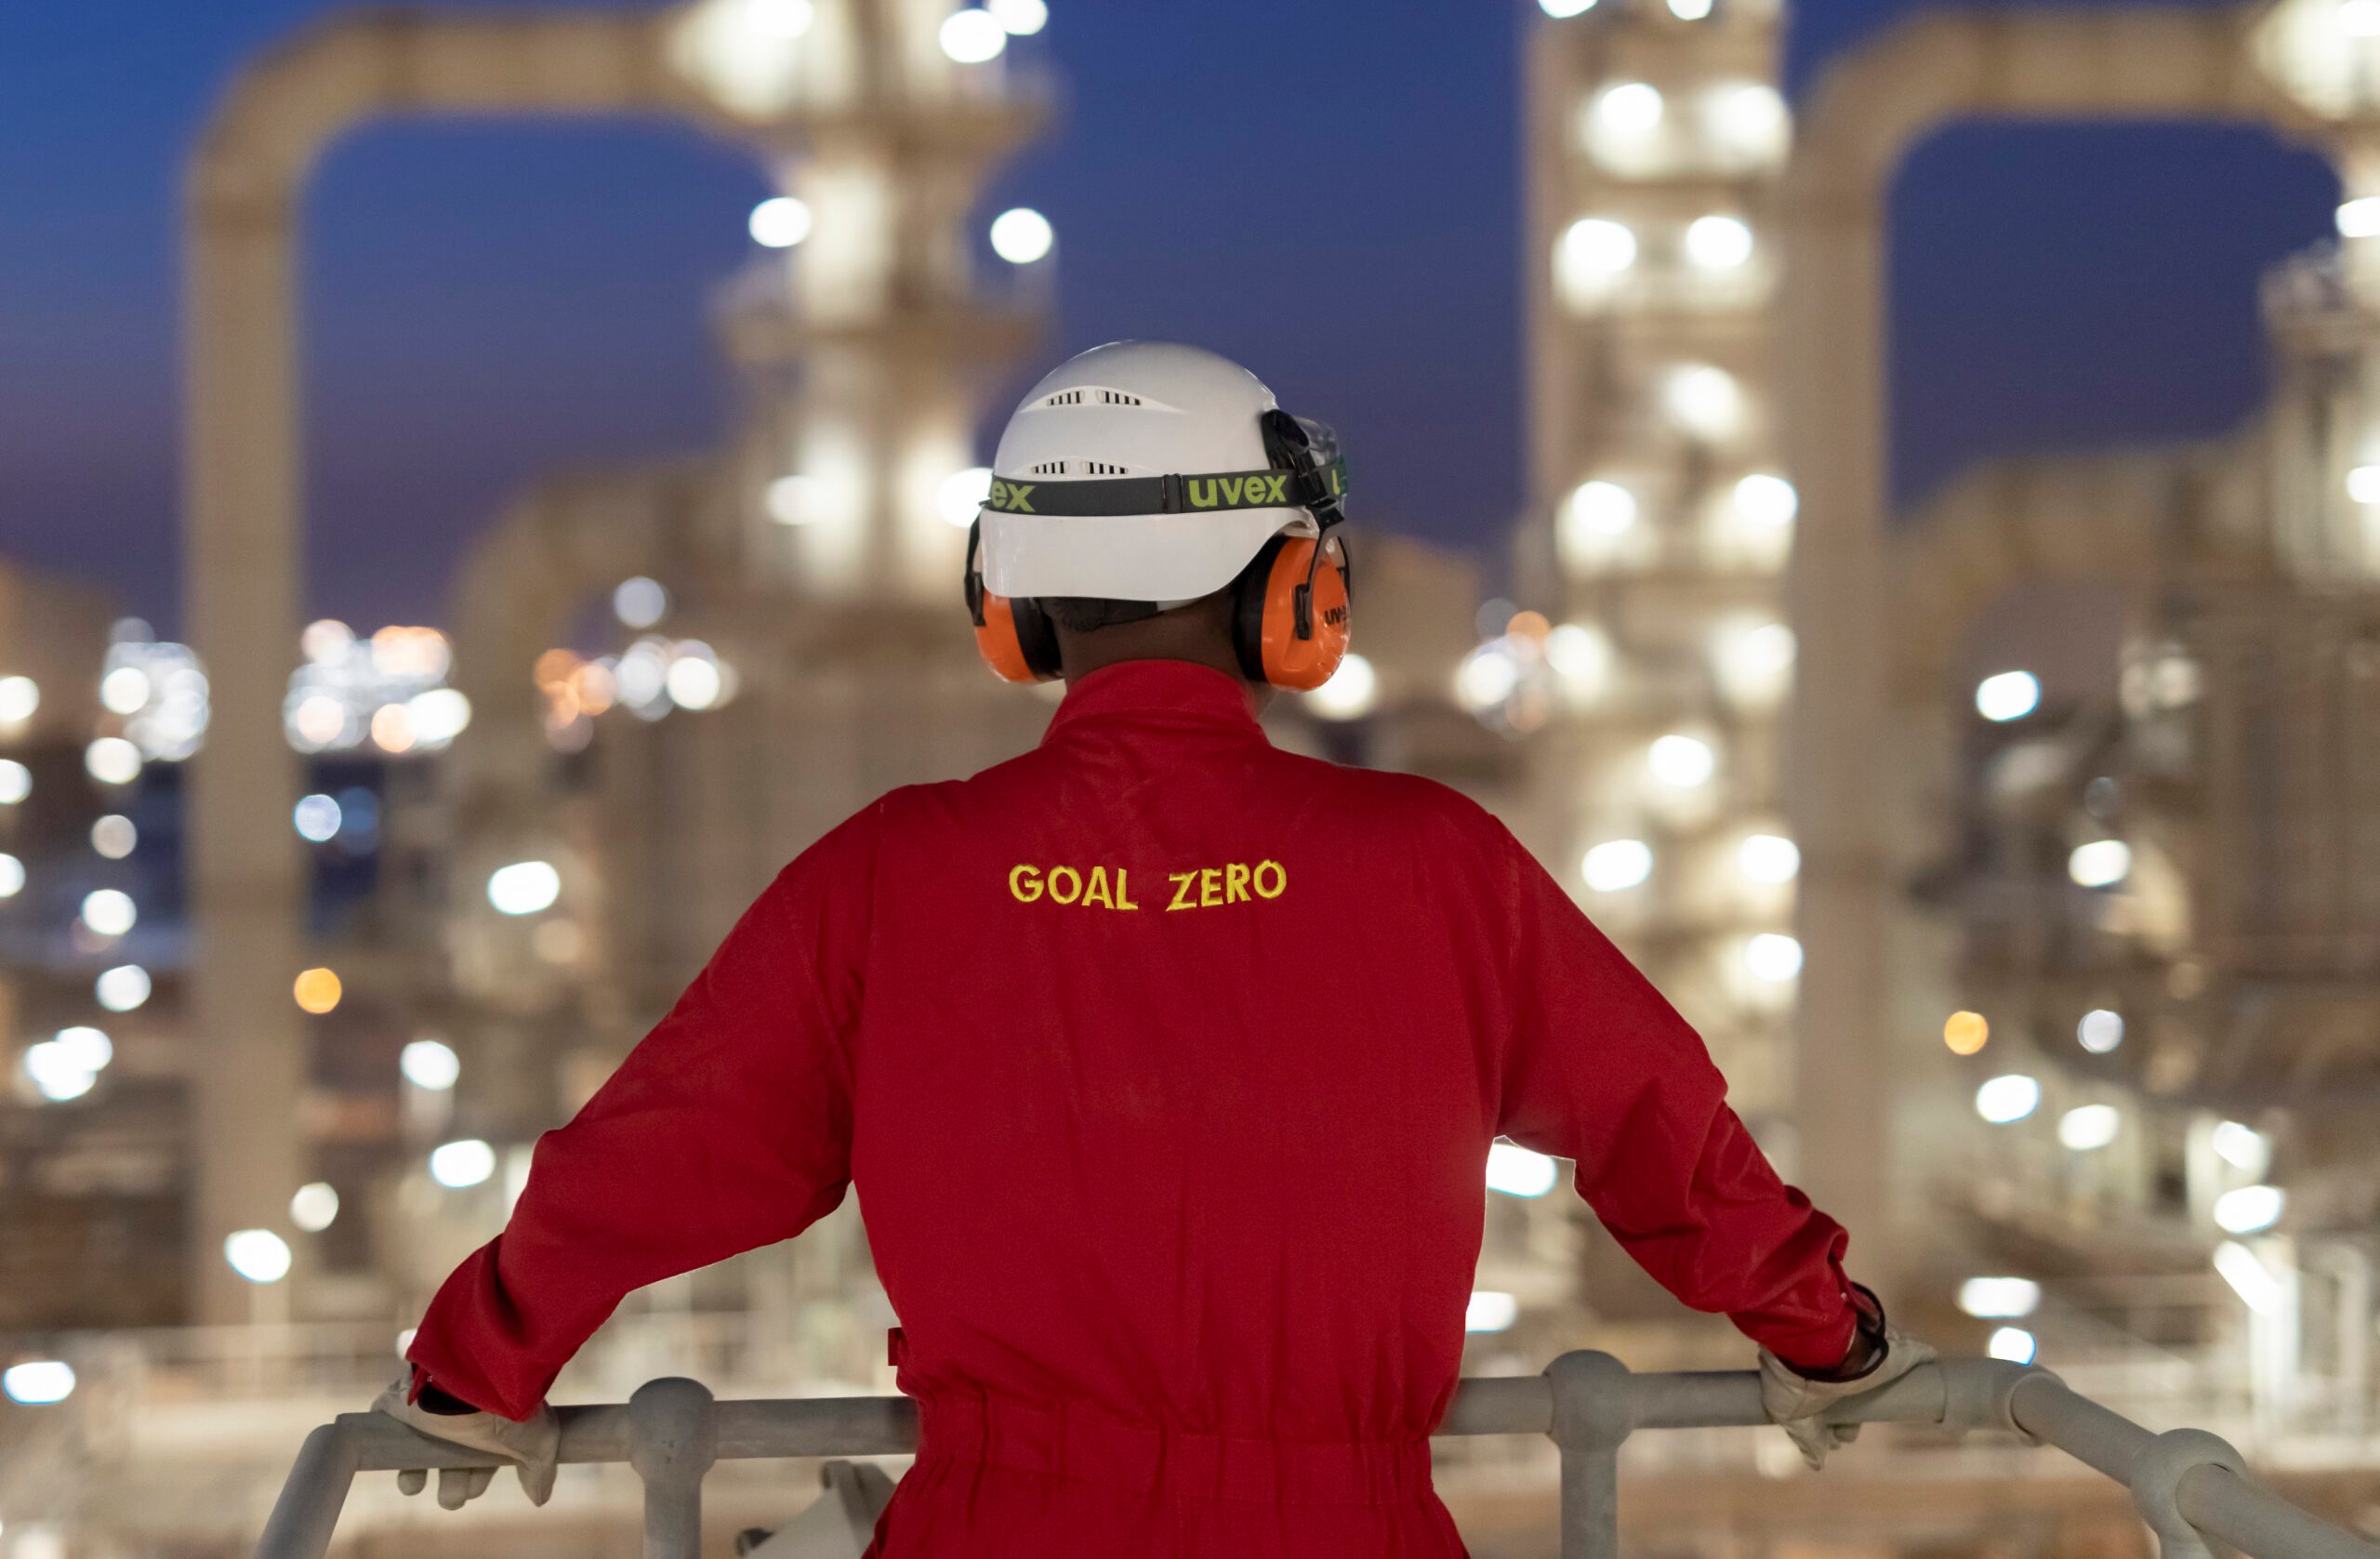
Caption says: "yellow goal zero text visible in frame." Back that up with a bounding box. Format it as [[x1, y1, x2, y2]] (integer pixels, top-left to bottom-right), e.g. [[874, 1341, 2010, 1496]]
[[1009, 864, 1138, 910], [1006, 860, 1286, 912]]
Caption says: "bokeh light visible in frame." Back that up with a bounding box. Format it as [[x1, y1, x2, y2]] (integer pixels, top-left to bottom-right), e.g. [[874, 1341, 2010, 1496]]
[[293, 967, 343, 1015]]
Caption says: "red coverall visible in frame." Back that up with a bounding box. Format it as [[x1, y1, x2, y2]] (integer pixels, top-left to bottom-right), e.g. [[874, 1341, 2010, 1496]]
[[410, 659, 1858, 1557]]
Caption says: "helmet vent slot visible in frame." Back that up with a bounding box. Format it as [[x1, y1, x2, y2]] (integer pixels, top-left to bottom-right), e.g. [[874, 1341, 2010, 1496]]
[[1038, 388, 1144, 408], [1029, 460, 1066, 475], [1083, 461, 1127, 475]]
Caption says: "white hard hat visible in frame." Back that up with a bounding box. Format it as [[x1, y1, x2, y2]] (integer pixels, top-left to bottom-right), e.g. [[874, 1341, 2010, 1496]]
[[978, 341, 1330, 601]]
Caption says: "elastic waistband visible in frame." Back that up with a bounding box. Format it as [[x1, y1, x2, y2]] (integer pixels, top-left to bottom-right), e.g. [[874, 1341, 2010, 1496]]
[[911, 1394, 1435, 1506]]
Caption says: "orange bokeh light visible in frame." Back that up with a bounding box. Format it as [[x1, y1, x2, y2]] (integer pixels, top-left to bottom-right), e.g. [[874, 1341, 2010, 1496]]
[[1943, 1010, 1990, 1055], [534, 648, 580, 690], [294, 967, 343, 1015]]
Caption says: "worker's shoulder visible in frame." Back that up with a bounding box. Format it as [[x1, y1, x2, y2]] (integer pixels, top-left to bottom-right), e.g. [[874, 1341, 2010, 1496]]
[[1265, 748, 1516, 847], [761, 782, 974, 891], [833, 749, 1056, 837]]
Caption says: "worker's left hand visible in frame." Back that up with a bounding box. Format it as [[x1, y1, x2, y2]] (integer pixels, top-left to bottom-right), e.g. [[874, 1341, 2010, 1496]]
[[369, 1372, 561, 1509], [1758, 1292, 1935, 1471]]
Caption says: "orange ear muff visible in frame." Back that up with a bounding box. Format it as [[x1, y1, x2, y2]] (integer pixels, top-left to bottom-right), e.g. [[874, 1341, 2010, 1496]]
[[964, 520, 1063, 683], [1236, 532, 1351, 692], [972, 593, 1041, 683]]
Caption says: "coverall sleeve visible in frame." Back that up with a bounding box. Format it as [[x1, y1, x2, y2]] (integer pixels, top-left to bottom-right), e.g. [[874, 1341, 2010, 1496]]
[[405, 806, 879, 1420], [1484, 820, 1858, 1371]]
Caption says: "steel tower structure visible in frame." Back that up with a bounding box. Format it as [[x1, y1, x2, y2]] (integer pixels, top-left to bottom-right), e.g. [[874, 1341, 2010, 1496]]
[[182, 0, 1046, 1323], [1515, 0, 1801, 1130]]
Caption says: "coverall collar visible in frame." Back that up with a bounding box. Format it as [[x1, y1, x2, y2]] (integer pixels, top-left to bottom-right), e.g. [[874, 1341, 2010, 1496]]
[[1042, 659, 1264, 746]]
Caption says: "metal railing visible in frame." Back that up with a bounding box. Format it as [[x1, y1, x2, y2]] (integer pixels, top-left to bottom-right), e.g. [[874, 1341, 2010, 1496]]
[[257, 1354, 2380, 1559]]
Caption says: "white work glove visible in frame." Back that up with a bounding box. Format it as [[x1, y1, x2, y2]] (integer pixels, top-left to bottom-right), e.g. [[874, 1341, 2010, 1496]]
[[370, 1372, 561, 1510], [1758, 1291, 1935, 1472]]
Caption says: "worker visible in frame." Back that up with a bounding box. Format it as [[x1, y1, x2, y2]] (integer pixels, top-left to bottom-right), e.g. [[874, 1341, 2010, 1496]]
[[374, 341, 1930, 1552]]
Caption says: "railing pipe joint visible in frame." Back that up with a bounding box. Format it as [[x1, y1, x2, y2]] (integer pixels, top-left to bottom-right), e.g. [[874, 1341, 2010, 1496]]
[[1546, 1350, 1635, 1452], [1544, 1351, 1634, 1559], [627, 1377, 719, 1559], [2130, 1427, 2248, 1559], [1947, 1359, 2056, 1439]]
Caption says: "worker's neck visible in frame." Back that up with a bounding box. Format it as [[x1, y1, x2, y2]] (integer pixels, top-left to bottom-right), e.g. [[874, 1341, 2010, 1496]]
[[1053, 604, 1265, 707]]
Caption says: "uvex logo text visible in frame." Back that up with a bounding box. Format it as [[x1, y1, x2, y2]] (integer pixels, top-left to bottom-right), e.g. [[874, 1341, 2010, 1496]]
[[1184, 473, 1290, 509], [986, 480, 1037, 512]]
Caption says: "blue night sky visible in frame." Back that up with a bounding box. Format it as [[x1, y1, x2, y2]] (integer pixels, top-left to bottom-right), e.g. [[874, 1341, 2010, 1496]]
[[0, 0, 2343, 634]]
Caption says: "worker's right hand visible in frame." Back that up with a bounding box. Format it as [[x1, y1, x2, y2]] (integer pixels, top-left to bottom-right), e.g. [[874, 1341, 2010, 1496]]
[[370, 1371, 561, 1509]]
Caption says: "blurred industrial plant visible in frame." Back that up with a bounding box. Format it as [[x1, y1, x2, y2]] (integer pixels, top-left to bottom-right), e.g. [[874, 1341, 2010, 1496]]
[[3, 0, 2379, 1553]]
